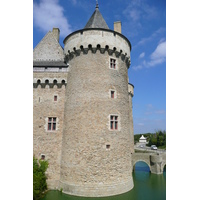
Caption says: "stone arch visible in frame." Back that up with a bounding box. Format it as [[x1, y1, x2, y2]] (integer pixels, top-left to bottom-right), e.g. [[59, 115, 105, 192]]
[[53, 79, 57, 84], [162, 163, 166, 172], [97, 44, 101, 49], [37, 79, 41, 84], [132, 160, 151, 172]]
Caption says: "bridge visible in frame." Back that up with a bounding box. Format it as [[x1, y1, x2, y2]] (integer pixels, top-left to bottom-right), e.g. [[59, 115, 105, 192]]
[[132, 152, 166, 174]]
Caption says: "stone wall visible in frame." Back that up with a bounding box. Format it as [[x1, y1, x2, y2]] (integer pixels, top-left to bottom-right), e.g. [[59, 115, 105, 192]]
[[60, 49, 133, 196], [33, 72, 67, 189], [132, 153, 151, 169], [128, 84, 134, 153], [150, 154, 164, 174], [64, 29, 131, 58], [33, 26, 134, 196], [132, 153, 166, 174]]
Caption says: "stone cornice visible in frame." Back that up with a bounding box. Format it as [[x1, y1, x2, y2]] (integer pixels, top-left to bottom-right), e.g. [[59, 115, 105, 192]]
[[33, 79, 67, 89], [65, 44, 131, 68]]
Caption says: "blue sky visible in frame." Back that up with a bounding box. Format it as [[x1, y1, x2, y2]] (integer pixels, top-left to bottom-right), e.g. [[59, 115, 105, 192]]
[[33, 0, 166, 134]]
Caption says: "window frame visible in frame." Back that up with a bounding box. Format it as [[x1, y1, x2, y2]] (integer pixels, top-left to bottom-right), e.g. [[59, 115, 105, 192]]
[[109, 88, 117, 99], [54, 95, 57, 101], [110, 115, 119, 131], [109, 57, 117, 70], [47, 117, 57, 131], [41, 154, 45, 160], [111, 90, 115, 98], [110, 89, 117, 99]]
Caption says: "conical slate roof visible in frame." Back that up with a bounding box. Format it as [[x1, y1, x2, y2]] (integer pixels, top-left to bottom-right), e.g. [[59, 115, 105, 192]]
[[84, 3, 109, 29]]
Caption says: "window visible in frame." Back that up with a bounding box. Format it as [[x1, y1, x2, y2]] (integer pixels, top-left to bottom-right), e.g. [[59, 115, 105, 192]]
[[48, 117, 56, 131], [111, 90, 115, 98], [110, 115, 118, 130], [110, 58, 116, 69], [106, 144, 111, 149], [41, 154, 45, 160], [54, 95, 57, 101]]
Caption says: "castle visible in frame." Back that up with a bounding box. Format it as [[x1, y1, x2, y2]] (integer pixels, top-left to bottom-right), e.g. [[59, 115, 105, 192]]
[[33, 3, 134, 197]]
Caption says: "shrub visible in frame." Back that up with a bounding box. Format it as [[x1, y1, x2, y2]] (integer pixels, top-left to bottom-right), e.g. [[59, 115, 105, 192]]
[[33, 156, 48, 200]]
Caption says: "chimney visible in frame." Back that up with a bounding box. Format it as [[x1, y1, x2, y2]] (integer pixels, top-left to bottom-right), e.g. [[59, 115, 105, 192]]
[[52, 28, 60, 42], [114, 21, 121, 34]]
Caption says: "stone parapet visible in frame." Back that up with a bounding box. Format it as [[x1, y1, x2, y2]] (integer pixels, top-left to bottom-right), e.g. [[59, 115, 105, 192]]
[[63, 29, 131, 67]]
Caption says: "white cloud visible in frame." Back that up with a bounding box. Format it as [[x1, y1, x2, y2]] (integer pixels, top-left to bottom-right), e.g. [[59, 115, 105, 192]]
[[132, 65, 143, 71], [136, 27, 165, 47], [151, 41, 166, 60], [146, 104, 153, 109], [138, 123, 144, 126], [148, 41, 166, 67], [145, 112, 153, 115], [72, 0, 77, 5], [154, 110, 165, 114], [128, 9, 141, 22], [132, 41, 166, 71], [124, 0, 158, 22], [139, 52, 145, 58], [33, 0, 72, 37]]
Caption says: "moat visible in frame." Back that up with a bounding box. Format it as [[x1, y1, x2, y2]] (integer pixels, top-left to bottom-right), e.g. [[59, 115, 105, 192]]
[[41, 161, 166, 200]]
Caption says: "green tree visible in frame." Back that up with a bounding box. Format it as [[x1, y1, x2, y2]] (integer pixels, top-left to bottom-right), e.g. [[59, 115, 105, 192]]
[[155, 130, 166, 148], [157, 135, 164, 146], [33, 156, 48, 200], [148, 134, 157, 146]]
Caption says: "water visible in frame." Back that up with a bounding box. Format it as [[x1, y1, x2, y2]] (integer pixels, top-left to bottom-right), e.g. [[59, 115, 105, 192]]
[[41, 162, 166, 200]]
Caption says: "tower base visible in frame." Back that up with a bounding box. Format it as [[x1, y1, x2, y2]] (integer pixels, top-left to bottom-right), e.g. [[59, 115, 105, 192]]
[[59, 177, 134, 197]]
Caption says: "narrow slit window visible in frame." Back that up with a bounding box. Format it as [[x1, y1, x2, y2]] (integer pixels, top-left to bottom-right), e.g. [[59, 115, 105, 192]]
[[54, 95, 57, 101], [111, 91, 115, 98]]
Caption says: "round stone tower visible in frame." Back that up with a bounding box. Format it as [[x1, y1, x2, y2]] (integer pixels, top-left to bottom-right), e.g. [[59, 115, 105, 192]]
[[60, 4, 134, 197]]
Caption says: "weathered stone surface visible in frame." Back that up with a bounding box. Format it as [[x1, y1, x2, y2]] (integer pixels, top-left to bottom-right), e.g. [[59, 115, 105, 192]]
[[33, 8, 134, 197], [33, 72, 67, 189], [59, 48, 133, 196], [132, 153, 166, 174], [64, 29, 131, 58], [33, 28, 64, 61]]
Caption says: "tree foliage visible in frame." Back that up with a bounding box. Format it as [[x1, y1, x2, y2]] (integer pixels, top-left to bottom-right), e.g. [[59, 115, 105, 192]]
[[33, 156, 48, 200], [147, 130, 166, 148]]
